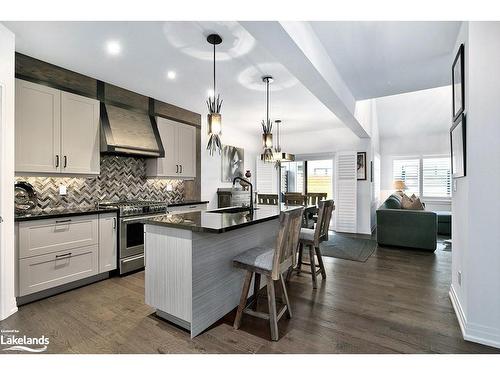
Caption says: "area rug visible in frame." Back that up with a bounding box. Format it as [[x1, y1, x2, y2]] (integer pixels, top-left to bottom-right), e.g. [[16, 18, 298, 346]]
[[319, 233, 377, 262]]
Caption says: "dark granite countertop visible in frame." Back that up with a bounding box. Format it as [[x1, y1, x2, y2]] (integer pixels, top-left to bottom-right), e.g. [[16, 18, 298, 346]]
[[14, 200, 209, 222], [15, 206, 119, 222], [144, 204, 314, 234], [168, 200, 209, 208]]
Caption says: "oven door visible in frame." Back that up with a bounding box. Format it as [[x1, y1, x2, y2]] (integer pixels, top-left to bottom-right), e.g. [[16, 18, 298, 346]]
[[120, 217, 144, 258], [119, 214, 161, 258]]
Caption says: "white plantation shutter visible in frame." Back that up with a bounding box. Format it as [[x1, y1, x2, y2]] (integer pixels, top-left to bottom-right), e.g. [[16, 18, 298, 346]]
[[335, 152, 357, 233], [423, 157, 452, 198], [256, 157, 278, 194], [392, 159, 420, 196]]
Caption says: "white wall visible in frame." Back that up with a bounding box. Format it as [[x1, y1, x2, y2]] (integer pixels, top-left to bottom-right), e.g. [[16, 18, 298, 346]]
[[279, 99, 380, 235], [377, 86, 452, 211], [450, 21, 500, 349], [379, 132, 452, 211], [200, 117, 260, 209], [0, 24, 17, 320]]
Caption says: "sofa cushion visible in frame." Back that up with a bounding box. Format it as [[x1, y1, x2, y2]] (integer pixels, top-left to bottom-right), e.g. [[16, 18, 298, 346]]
[[384, 194, 402, 209]]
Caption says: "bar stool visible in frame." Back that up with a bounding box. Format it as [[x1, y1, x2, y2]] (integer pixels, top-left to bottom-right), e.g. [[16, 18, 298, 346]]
[[232, 207, 304, 341], [296, 199, 334, 288]]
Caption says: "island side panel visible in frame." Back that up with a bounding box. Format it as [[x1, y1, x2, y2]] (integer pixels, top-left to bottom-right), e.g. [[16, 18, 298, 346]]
[[190, 219, 279, 337], [144, 224, 193, 326]]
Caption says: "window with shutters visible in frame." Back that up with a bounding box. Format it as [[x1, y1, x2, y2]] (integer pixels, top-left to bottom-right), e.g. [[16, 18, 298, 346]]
[[422, 157, 452, 198], [392, 158, 420, 196]]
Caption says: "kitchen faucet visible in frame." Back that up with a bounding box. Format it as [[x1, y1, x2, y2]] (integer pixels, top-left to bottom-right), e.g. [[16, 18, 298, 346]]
[[232, 177, 254, 212]]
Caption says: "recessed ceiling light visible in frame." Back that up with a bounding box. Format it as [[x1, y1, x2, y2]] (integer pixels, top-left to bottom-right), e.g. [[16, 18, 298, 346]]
[[167, 71, 176, 80], [105, 40, 122, 56]]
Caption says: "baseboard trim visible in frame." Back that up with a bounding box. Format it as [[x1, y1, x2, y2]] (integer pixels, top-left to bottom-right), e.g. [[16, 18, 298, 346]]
[[449, 285, 500, 349]]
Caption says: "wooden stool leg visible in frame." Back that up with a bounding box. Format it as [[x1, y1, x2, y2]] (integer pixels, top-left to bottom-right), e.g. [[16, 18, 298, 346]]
[[266, 276, 279, 341], [297, 243, 303, 274], [280, 274, 292, 319], [315, 246, 327, 279], [308, 245, 318, 289], [253, 273, 261, 311], [234, 271, 253, 330]]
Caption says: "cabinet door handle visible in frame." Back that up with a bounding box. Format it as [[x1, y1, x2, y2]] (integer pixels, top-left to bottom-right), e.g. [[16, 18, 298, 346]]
[[176, 164, 179, 173], [55, 155, 59, 168], [63, 156, 67, 168], [55, 252, 72, 259], [179, 165, 183, 174], [113, 217, 117, 229], [55, 219, 72, 224]]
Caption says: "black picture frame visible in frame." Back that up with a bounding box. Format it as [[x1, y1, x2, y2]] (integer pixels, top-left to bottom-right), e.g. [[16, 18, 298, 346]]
[[450, 113, 466, 178], [452, 44, 465, 121], [357, 152, 367, 180]]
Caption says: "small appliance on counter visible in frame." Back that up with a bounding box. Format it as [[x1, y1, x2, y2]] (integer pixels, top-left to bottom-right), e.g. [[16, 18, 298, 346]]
[[14, 181, 37, 213]]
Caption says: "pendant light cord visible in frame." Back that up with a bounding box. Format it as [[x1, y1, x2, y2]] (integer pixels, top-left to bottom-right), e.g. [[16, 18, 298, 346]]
[[213, 43, 216, 98], [266, 78, 270, 123]]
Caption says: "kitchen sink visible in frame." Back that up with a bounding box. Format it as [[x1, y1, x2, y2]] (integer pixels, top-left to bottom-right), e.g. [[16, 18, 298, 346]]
[[207, 207, 259, 214]]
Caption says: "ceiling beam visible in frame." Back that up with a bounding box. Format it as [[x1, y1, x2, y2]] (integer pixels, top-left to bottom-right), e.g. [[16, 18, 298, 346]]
[[240, 21, 370, 138]]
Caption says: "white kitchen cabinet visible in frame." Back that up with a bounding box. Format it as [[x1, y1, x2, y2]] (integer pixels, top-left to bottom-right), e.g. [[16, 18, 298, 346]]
[[15, 78, 100, 175], [177, 123, 196, 178], [15, 79, 61, 173], [147, 117, 196, 178], [61, 91, 100, 174], [17, 213, 118, 298], [98, 212, 117, 273], [18, 244, 98, 297], [18, 215, 98, 259]]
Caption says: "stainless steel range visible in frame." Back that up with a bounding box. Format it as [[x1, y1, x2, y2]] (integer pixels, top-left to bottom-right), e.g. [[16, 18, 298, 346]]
[[98, 200, 168, 274]]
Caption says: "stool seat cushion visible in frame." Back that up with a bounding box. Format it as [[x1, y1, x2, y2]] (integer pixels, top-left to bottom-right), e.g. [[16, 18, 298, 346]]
[[233, 246, 275, 271], [300, 228, 315, 242]]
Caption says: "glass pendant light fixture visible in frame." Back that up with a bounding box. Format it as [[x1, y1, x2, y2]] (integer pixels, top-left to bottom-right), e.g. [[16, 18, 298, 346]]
[[206, 34, 223, 155], [273, 119, 295, 162], [260, 76, 274, 163]]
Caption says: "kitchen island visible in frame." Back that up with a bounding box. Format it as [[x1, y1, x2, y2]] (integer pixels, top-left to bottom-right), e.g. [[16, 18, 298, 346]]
[[144, 205, 294, 337]]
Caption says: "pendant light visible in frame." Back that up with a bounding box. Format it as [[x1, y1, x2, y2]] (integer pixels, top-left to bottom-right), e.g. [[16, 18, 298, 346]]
[[206, 34, 223, 155], [260, 76, 274, 163], [273, 120, 295, 162]]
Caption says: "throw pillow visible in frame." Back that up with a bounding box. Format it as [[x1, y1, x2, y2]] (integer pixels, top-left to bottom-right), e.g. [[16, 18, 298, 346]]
[[401, 194, 413, 209], [401, 194, 424, 210]]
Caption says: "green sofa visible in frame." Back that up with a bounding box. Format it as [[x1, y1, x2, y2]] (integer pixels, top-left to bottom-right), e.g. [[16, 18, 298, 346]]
[[376, 194, 437, 251]]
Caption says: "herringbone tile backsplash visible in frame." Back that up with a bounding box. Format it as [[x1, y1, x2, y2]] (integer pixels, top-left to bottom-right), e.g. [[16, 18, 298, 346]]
[[15, 155, 185, 210]]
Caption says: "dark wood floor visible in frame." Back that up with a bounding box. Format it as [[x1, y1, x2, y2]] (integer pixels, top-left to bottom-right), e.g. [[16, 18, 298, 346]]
[[1, 240, 498, 354]]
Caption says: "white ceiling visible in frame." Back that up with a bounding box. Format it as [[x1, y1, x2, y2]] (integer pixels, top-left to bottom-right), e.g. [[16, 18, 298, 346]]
[[3, 21, 344, 136], [375, 85, 452, 139], [3, 21, 461, 142], [310, 21, 461, 100]]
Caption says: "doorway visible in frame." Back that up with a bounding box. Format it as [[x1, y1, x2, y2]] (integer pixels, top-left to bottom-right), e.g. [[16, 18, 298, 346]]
[[280, 159, 334, 198]]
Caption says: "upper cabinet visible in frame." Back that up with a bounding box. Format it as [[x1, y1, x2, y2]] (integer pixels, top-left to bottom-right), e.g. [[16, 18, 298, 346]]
[[15, 79, 100, 175], [147, 117, 196, 178], [15, 80, 61, 173]]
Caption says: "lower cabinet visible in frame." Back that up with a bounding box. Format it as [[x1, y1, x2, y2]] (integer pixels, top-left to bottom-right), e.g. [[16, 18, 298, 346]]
[[17, 212, 117, 299], [98, 213, 118, 273], [18, 245, 98, 297]]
